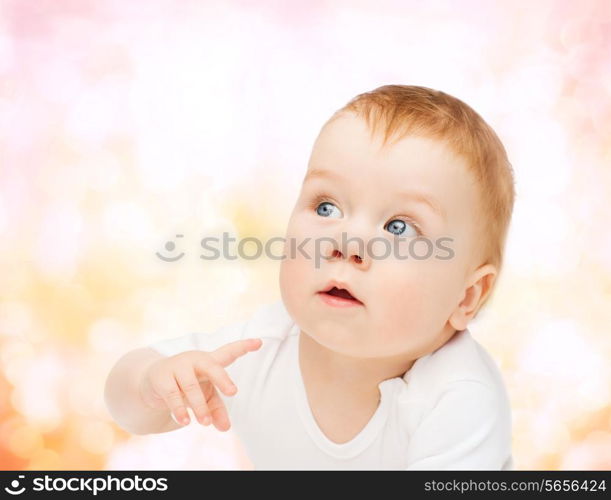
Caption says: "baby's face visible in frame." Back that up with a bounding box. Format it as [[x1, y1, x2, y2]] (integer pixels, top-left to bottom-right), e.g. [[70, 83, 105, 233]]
[[279, 112, 486, 360]]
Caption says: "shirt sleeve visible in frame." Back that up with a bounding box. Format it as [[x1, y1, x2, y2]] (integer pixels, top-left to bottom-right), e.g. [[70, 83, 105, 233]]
[[146, 320, 249, 416], [404, 380, 512, 470]]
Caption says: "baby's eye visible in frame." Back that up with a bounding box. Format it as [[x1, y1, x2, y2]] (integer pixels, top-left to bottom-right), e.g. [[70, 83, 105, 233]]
[[316, 201, 342, 218], [385, 218, 418, 237]]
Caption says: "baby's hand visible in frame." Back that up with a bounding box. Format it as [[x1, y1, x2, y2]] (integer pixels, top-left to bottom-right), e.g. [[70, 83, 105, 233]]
[[138, 338, 262, 431]]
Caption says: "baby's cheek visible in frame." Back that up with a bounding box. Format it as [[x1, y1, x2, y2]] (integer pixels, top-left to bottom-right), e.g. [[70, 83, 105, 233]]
[[373, 259, 453, 338], [375, 280, 428, 337], [279, 229, 320, 304], [279, 254, 306, 298]]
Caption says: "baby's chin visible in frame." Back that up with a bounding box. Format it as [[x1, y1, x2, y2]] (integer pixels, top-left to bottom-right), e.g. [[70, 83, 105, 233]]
[[302, 313, 439, 358], [301, 323, 393, 359], [285, 293, 427, 357], [303, 330, 369, 358]]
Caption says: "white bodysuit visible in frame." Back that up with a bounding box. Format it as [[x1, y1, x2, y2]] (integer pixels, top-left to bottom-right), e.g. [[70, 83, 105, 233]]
[[148, 299, 514, 470]]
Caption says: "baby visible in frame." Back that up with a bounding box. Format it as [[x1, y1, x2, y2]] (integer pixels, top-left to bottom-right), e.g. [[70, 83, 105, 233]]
[[105, 85, 515, 470]]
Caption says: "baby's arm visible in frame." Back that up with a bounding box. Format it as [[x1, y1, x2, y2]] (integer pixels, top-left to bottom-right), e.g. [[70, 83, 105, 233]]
[[104, 347, 180, 435], [105, 337, 262, 435], [404, 380, 512, 470]]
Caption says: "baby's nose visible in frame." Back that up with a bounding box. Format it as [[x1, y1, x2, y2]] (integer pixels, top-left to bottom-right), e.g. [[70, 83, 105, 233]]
[[331, 248, 363, 264]]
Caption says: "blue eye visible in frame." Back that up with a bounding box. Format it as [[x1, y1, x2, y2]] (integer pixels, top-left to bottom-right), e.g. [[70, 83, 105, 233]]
[[316, 201, 342, 218], [385, 219, 418, 237]]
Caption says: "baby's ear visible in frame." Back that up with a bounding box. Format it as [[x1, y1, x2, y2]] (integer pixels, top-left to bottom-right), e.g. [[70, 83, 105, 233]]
[[448, 264, 497, 331]]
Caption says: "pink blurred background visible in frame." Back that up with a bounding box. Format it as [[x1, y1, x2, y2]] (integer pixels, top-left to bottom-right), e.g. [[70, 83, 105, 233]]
[[0, 0, 610, 470]]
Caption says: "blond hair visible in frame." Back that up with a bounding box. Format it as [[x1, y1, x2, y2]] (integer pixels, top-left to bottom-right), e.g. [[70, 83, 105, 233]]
[[328, 85, 515, 287]]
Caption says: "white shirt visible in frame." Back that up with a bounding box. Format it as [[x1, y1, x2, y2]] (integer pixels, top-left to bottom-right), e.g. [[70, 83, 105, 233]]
[[148, 300, 514, 470]]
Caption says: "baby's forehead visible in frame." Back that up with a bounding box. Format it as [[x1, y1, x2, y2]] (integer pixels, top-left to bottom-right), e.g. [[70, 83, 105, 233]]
[[310, 115, 480, 199], [308, 135, 472, 191], [316, 118, 463, 167]]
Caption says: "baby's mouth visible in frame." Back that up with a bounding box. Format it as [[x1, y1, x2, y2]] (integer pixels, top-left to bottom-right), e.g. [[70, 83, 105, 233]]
[[326, 287, 357, 300], [318, 285, 364, 306]]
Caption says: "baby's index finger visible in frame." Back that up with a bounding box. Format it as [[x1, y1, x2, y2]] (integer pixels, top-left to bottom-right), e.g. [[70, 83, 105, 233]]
[[209, 338, 262, 367]]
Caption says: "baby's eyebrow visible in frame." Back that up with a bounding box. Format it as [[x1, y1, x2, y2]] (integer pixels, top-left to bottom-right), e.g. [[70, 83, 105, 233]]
[[395, 189, 446, 220], [305, 168, 445, 221], [303, 168, 342, 183]]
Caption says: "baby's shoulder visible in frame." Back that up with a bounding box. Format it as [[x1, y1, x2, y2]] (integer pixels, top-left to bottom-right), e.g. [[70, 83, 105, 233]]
[[393, 330, 513, 467], [404, 329, 506, 395], [147, 299, 296, 357]]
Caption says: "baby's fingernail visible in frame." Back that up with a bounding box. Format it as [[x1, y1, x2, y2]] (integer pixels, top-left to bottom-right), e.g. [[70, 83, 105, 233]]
[[202, 416, 211, 425], [181, 417, 189, 425]]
